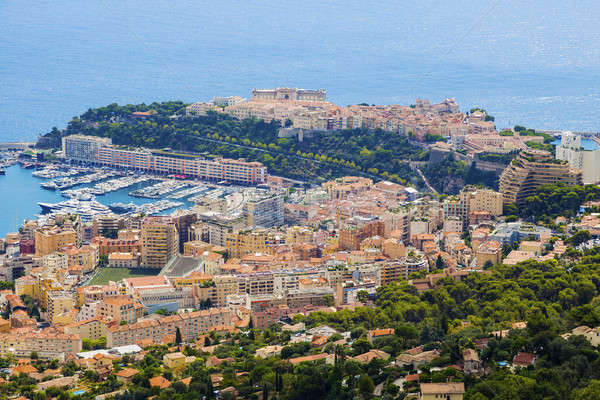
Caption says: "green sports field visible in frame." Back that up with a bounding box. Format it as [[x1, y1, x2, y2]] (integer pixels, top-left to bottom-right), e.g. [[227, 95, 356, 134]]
[[86, 268, 159, 286]]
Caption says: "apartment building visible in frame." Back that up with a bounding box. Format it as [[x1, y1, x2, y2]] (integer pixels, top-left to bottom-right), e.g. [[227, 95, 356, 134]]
[[322, 176, 373, 200], [34, 227, 77, 257], [141, 216, 179, 269], [476, 240, 503, 267], [243, 192, 284, 228], [238, 272, 275, 296], [225, 230, 271, 258], [556, 131, 600, 184], [499, 149, 582, 205], [63, 244, 98, 273], [98, 296, 138, 324], [0, 330, 82, 360], [171, 210, 198, 252], [339, 221, 385, 251], [106, 308, 231, 347], [64, 317, 107, 340], [443, 186, 503, 228], [41, 252, 68, 270], [45, 291, 74, 323], [62, 134, 112, 163], [190, 275, 239, 307], [93, 236, 141, 257]]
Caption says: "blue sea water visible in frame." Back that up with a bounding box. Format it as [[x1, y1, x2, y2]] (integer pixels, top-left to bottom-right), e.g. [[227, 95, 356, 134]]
[[0, 165, 194, 236], [2, 0, 600, 143], [552, 138, 600, 150]]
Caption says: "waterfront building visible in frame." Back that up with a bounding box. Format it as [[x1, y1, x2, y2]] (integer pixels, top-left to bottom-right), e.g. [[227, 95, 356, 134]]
[[499, 149, 582, 205], [210, 96, 246, 106], [243, 192, 284, 228], [63, 135, 267, 184], [141, 217, 179, 269], [62, 134, 112, 163], [34, 227, 77, 257], [555, 131, 600, 184]]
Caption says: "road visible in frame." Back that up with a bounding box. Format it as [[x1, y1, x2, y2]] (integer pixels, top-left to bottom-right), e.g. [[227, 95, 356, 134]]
[[415, 167, 438, 194]]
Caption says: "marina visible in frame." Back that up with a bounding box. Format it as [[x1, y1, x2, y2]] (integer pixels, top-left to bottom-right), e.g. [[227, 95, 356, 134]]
[[0, 158, 247, 236]]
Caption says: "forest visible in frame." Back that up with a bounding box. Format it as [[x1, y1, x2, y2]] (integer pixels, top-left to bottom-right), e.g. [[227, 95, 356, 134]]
[[5, 252, 600, 399], [423, 156, 499, 194], [42, 102, 426, 186]]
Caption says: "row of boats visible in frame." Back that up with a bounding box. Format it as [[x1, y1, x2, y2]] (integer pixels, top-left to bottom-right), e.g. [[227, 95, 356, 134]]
[[61, 175, 152, 199], [41, 170, 119, 191], [129, 180, 188, 198]]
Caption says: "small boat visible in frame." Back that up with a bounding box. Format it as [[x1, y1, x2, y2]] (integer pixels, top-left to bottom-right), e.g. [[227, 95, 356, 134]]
[[0, 169, 5, 175]]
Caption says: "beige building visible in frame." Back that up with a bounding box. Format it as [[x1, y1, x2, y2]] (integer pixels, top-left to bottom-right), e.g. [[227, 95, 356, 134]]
[[141, 216, 179, 269], [108, 252, 140, 268], [420, 383, 465, 400], [34, 228, 77, 257], [225, 230, 270, 258], [0, 330, 82, 360], [499, 149, 582, 205], [64, 318, 108, 340], [106, 308, 231, 347], [64, 244, 98, 273], [47, 291, 75, 323], [98, 296, 137, 324], [476, 240, 503, 267]]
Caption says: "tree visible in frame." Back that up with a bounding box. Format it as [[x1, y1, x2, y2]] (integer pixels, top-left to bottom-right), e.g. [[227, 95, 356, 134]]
[[435, 255, 444, 269], [175, 327, 182, 344], [576, 380, 600, 399], [324, 294, 334, 307], [358, 375, 375, 399]]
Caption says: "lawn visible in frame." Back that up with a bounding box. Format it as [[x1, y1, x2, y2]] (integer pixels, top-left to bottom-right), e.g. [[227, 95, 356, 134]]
[[86, 267, 159, 286]]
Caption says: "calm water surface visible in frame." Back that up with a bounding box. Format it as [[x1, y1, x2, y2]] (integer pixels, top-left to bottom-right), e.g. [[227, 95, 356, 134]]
[[2, 0, 600, 142]]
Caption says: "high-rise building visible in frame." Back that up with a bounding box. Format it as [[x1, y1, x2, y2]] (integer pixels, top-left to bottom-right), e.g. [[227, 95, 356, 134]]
[[555, 131, 600, 184], [141, 217, 179, 269], [443, 186, 503, 228], [171, 210, 198, 253], [34, 227, 77, 257], [225, 230, 271, 258], [499, 149, 582, 205], [243, 192, 284, 229], [62, 134, 112, 163]]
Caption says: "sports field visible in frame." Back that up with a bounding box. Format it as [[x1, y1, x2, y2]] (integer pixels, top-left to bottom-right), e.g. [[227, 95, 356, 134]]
[[86, 268, 159, 286]]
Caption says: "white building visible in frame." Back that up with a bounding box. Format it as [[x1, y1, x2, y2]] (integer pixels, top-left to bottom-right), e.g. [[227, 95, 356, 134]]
[[62, 134, 112, 163], [556, 131, 600, 184]]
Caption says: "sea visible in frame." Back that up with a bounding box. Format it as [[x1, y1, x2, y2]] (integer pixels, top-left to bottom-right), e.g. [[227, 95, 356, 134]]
[[2, 0, 600, 144], [0, 164, 197, 236]]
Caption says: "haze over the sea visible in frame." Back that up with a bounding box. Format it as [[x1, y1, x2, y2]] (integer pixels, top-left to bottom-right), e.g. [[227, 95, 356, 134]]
[[2, 0, 600, 142]]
